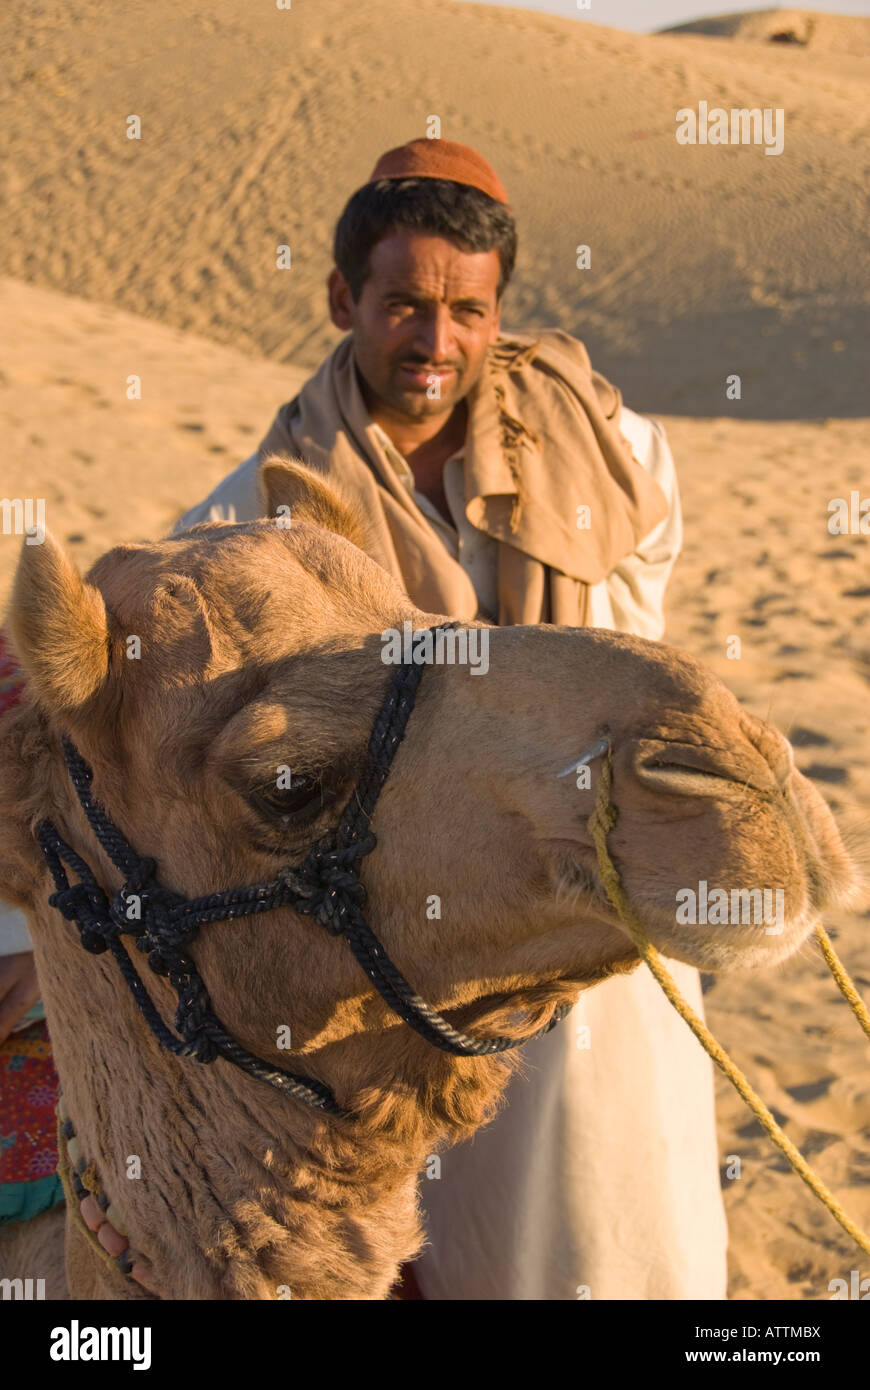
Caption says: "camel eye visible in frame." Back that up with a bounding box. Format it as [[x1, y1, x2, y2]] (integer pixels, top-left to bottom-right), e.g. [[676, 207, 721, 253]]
[[248, 773, 324, 821]]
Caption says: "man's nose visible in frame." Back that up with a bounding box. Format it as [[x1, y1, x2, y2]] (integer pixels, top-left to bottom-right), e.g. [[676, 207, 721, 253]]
[[416, 306, 456, 364]]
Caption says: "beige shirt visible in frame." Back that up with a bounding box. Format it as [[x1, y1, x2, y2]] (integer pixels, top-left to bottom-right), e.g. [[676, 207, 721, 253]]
[[369, 427, 500, 622], [369, 403, 682, 639]]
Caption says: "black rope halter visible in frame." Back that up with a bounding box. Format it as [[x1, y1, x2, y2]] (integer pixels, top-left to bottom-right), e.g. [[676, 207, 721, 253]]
[[36, 622, 569, 1118]]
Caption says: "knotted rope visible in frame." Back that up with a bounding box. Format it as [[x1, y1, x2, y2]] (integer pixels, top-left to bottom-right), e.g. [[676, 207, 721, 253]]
[[587, 744, 870, 1259]]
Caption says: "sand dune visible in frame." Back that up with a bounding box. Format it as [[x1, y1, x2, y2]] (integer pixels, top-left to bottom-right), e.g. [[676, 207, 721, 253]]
[[2, 276, 868, 1300], [1, 0, 867, 417], [0, 277, 305, 596], [662, 7, 870, 53]]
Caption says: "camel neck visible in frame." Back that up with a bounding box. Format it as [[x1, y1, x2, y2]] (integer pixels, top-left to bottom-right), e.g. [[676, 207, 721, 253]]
[[54, 1023, 509, 1300]]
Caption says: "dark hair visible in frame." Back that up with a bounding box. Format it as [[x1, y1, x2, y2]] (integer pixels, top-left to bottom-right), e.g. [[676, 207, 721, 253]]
[[333, 177, 517, 302]]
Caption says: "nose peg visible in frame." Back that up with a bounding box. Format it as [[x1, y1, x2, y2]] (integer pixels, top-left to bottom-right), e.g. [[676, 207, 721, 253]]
[[556, 738, 611, 780]]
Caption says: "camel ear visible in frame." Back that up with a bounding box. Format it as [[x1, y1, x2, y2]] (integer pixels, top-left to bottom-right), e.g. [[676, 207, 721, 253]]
[[257, 454, 371, 550], [6, 530, 109, 716]]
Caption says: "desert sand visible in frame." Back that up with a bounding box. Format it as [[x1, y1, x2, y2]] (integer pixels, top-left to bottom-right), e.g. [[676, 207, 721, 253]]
[[2, 1, 867, 417], [0, 1, 868, 1302]]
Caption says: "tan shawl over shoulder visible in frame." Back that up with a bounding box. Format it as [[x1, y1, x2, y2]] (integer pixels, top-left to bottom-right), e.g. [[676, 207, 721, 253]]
[[258, 331, 668, 628]]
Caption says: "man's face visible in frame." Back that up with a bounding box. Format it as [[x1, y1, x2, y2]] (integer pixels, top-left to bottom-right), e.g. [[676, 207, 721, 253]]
[[328, 230, 502, 421]]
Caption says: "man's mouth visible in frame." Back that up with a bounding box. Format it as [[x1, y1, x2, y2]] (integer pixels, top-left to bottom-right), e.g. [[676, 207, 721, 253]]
[[398, 363, 457, 385]]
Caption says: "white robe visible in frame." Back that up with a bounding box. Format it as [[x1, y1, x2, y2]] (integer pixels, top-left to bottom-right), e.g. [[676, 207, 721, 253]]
[[415, 960, 726, 1300]]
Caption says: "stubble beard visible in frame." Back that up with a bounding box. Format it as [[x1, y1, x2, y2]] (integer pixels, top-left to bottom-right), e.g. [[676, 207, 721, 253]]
[[385, 362, 470, 420]]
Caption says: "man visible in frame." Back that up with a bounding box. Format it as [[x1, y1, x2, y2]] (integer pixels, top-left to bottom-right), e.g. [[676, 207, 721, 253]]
[[0, 139, 727, 1298]]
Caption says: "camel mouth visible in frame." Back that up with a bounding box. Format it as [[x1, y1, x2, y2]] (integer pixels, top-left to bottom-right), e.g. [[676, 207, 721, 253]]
[[549, 725, 861, 977], [599, 828, 859, 978], [549, 839, 820, 975], [635, 898, 820, 973]]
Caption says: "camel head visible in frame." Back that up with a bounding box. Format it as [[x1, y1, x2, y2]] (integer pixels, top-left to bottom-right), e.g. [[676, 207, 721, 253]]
[[0, 459, 862, 1100]]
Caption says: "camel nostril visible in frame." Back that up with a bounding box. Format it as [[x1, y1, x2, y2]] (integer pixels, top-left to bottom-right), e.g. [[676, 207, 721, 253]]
[[637, 762, 736, 796], [632, 739, 772, 797]]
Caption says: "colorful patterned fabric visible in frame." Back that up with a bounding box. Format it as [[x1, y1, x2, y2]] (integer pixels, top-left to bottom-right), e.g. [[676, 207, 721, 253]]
[[0, 1019, 63, 1223], [0, 632, 60, 1223]]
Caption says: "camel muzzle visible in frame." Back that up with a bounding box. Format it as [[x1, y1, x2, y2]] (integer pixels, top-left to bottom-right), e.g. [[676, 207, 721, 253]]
[[581, 740, 870, 1261]]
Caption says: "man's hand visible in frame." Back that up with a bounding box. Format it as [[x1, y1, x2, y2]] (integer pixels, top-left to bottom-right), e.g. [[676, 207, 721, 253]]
[[79, 1194, 159, 1293], [0, 950, 40, 1043]]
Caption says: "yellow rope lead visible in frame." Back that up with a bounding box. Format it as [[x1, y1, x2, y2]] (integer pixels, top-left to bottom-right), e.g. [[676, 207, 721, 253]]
[[588, 748, 870, 1260], [813, 923, 870, 1043]]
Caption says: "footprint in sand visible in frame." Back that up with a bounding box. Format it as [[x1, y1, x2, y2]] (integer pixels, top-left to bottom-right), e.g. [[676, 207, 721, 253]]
[[790, 727, 831, 748], [801, 764, 848, 784], [737, 1106, 789, 1138], [786, 1078, 833, 1103]]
